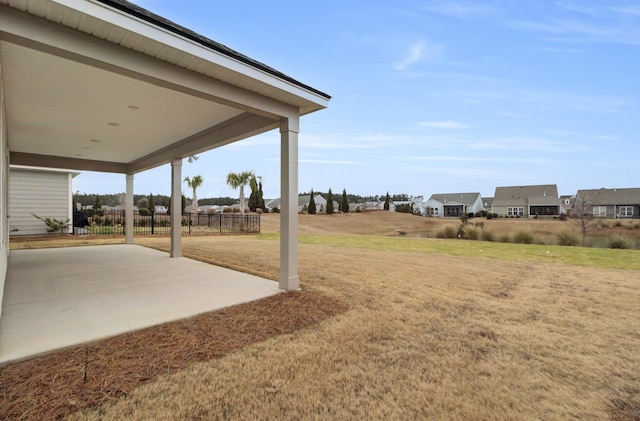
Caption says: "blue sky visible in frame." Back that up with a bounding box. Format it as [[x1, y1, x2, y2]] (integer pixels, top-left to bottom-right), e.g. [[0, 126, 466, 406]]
[[73, 0, 640, 200]]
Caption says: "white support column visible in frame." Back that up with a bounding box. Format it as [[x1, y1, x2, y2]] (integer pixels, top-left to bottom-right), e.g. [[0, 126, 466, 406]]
[[279, 117, 300, 290], [170, 159, 182, 258], [125, 174, 134, 244]]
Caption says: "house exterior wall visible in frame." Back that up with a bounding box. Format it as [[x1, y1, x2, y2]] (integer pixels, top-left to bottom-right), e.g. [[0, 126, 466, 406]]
[[9, 169, 73, 235], [592, 204, 639, 219], [469, 196, 484, 215], [492, 205, 528, 218], [424, 198, 443, 217], [1, 55, 8, 319]]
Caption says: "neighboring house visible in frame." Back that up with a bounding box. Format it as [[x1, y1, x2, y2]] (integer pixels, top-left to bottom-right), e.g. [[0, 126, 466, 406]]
[[575, 188, 640, 219], [559, 195, 574, 215], [482, 197, 494, 214], [267, 195, 329, 213], [9, 166, 78, 236], [298, 194, 327, 213], [392, 196, 424, 215], [424, 192, 484, 218], [492, 184, 560, 218], [350, 201, 386, 212]]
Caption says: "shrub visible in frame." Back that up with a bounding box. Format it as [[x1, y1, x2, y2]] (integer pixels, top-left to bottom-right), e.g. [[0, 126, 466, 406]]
[[436, 225, 458, 239], [513, 230, 534, 244], [500, 233, 510, 243], [481, 230, 495, 242], [463, 226, 481, 240], [555, 230, 579, 246], [607, 235, 634, 249]]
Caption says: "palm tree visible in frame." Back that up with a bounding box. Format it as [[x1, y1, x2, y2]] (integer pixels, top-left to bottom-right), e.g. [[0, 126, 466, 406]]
[[183, 175, 204, 214], [226, 171, 254, 214]]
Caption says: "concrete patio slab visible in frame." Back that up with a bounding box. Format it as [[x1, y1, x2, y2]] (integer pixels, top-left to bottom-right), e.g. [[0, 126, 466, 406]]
[[0, 244, 281, 364]]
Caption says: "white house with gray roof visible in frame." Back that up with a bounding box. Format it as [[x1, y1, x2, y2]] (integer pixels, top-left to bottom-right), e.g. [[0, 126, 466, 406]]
[[425, 192, 483, 217]]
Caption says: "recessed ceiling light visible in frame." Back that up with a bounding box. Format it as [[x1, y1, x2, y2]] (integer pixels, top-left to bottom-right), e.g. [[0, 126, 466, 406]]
[[90, 139, 100, 143], [107, 122, 120, 127], [128, 105, 140, 110]]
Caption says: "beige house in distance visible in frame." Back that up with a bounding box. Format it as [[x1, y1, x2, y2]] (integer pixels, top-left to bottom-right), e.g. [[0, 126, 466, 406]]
[[492, 184, 560, 218]]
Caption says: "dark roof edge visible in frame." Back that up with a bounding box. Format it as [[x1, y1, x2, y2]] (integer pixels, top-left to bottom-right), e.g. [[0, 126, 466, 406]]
[[95, 0, 331, 100]]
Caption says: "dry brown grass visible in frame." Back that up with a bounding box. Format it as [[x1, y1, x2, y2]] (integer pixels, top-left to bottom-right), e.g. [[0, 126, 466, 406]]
[[5, 213, 640, 420], [0, 291, 346, 420], [67, 234, 639, 419]]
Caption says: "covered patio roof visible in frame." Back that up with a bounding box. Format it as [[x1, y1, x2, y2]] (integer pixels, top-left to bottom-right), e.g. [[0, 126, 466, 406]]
[[0, 0, 329, 295], [0, 0, 330, 352], [1, 0, 329, 173]]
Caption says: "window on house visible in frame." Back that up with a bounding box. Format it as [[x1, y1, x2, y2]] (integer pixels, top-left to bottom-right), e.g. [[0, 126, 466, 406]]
[[432, 208, 438, 214], [620, 206, 633, 217], [593, 206, 606, 217], [507, 207, 524, 216]]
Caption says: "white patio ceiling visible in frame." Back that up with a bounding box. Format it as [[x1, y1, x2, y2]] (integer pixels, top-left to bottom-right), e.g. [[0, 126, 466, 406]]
[[0, 0, 330, 174]]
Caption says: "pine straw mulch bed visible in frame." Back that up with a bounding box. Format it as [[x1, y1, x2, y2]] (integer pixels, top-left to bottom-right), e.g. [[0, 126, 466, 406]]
[[0, 290, 348, 421]]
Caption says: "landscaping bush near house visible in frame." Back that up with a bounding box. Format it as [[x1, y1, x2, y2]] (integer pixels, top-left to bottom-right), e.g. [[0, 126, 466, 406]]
[[513, 230, 534, 244], [436, 225, 459, 239], [556, 230, 580, 246], [607, 235, 634, 249]]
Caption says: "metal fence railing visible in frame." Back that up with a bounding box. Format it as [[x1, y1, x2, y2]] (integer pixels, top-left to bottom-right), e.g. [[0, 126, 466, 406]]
[[77, 211, 260, 236]]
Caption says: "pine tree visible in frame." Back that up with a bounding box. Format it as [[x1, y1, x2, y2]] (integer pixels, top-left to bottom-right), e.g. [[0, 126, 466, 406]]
[[92, 195, 103, 216], [308, 189, 317, 214], [341, 189, 349, 213], [384, 191, 390, 211], [148, 193, 155, 214], [326, 188, 334, 215], [258, 180, 265, 210]]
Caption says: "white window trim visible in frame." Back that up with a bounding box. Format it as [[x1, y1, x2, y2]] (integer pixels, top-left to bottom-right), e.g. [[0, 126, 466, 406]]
[[620, 206, 633, 217], [593, 206, 606, 217], [507, 207, 524, 216]]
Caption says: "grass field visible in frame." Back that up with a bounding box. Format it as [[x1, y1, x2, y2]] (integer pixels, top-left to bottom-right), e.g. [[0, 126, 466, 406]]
[[7, 212, 640, 419]]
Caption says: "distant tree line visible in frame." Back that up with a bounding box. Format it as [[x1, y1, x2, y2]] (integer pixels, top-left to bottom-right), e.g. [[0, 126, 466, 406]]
[[75, 190, 410, 212], [74, 193, 238, 208]]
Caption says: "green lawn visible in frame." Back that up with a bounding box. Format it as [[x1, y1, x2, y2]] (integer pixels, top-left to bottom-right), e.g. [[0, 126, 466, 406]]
[[258, 233, 640, 271]]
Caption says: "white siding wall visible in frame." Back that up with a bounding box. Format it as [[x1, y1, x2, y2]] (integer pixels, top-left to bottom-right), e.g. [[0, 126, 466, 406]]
[[9, 170, 72, 236], [424, 199, 443, 217], [471, 196, 484, 215], [1, 54, 8, 318]]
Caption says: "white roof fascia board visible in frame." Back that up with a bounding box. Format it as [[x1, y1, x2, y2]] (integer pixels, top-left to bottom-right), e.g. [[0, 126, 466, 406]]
[[47, 0, 329, 108], [10, 164, 80, 177]]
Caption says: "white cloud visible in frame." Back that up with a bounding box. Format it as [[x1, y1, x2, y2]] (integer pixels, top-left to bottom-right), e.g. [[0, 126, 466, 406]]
[[300, 159, 361, 164], [469, 137, 590, 153], [418, 120, 469, 129], [394, 155, 554, 165], [424, 2, 495, 18], [509, 15, 640, 46], [393, 39, 443, 70]]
